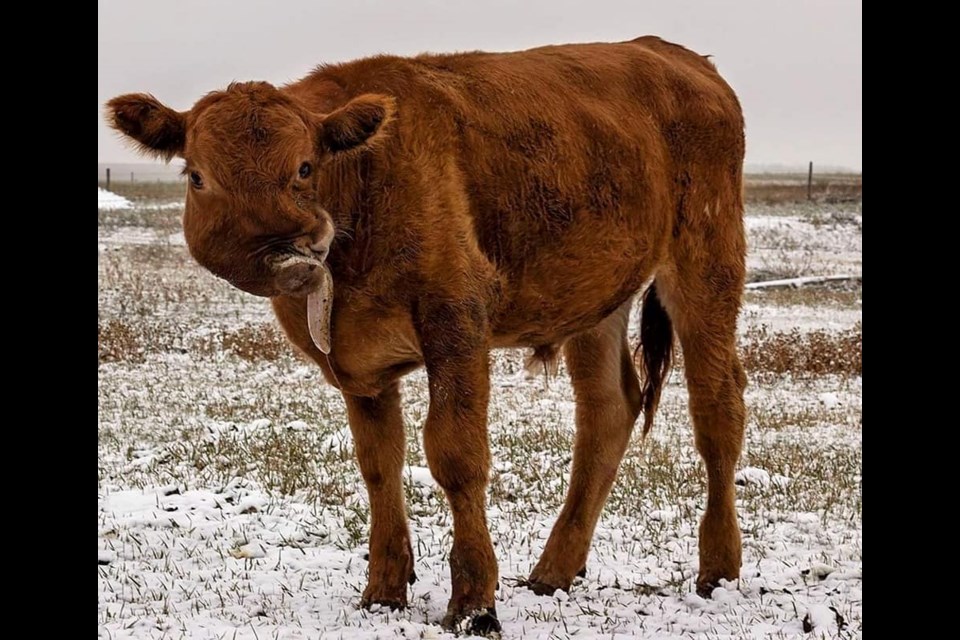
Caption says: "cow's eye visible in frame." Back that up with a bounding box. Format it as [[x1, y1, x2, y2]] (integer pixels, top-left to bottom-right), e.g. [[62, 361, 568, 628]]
[[189, 172, 204, 189], [298, 162, 312, 179]]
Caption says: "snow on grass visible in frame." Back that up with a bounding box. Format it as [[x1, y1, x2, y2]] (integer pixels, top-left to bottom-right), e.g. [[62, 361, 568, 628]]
[[745, 204, 862, 282], [99, 187, 132, 210], [98, 197, 862, 638]]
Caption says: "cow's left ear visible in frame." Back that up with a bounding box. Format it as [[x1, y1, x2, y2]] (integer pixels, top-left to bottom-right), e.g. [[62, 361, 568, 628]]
[[320, 94, 396, 153]]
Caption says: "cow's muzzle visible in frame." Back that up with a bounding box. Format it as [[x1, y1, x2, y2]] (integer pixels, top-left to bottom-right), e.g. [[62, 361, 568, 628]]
[[272, 239, 335, 354], [272, 252, 327, 296]]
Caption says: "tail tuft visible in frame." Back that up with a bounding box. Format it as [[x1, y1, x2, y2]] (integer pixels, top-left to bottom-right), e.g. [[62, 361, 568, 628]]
[[637, 283, 674, 435]]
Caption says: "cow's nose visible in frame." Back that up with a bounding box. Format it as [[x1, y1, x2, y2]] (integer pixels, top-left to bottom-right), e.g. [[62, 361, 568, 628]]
[[310, 226, 334, 261], [310, 239, 329, 262]]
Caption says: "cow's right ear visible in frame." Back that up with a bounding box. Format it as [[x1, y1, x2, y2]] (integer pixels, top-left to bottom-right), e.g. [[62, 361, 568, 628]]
[[106, 94, 186, 161], [320, 94, 396, 154]]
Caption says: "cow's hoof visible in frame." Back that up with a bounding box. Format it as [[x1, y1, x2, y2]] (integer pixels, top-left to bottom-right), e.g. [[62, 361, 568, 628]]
[[527, 560, 586, 596], [696, 570, 737, 598], [442, 607, 501, 637], [526, 565, 584, 596], [361, 586, 407, 611], [695, 579, 717, 598], [526, 578, 567, 596], [361, 597, 406, 610], [697, 575, 739, 598]]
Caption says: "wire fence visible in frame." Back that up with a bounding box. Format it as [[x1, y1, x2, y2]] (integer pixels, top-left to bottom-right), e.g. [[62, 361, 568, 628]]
[[98, 164, 185, 188]]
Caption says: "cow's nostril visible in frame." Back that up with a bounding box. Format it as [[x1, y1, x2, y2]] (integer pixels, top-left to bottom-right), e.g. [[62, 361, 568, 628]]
[[310, 223, 334, 262], [311, 246, 329, 263]]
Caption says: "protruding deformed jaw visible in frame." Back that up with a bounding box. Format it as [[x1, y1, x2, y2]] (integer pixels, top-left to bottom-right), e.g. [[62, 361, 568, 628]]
[[106, 82, 396, 353]]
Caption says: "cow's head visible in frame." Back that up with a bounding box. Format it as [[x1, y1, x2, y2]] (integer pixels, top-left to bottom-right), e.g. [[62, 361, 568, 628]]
[[106, 82, 395, 299]]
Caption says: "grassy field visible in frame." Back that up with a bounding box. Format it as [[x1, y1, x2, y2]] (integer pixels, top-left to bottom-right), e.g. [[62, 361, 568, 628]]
[[98, 184, 862, 638], [744, 173, 862, 204]]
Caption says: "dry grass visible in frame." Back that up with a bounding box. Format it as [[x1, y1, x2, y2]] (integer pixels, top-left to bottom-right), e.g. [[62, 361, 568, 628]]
[[750, 397, 860, 433], [99, 180, 185, 203], [98, 245, 253, 318], [744, 284, 861, 309], [162, 424, 354, 501], [97, 207, 182, 233], [741, 438, 861, 516], [741, 323, 862, 376], [666, 320, 862, 378], [98, 319, 144, 363], [97, 318, 189, 363], [222, 324, 291, 361], [97, 318, 292, 364], [744, 173, 862, 204]]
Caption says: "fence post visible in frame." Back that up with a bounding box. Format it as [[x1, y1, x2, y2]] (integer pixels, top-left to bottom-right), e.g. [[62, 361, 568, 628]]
[[131, 171, 135, 183], [807, 161, 813, 201], [106, 167, 111, 190]]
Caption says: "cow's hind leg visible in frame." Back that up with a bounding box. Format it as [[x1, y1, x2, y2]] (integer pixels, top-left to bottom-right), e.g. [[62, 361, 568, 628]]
[[528, 299, 642, 594], [658, 232, 748, 596]]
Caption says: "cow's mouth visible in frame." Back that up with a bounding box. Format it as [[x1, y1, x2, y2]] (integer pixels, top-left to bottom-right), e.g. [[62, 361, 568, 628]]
[[272, 248, 335, 354]]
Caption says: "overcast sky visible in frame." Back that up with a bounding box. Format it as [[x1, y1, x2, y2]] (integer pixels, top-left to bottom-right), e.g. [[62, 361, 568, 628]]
[[98, 0, 861, 170]]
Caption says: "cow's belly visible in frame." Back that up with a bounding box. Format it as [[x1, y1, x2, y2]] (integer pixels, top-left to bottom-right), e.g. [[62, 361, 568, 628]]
[[488, 224, 664, 348], [490, 274, 646, 348]]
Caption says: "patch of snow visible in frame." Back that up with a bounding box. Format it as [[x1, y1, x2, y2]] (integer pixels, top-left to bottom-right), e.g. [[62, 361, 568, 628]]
[[406, 465, 435, 487], [818, 392, 841, 409], [807, 562, 837, 580], [745, 275, 860, 290], [735, 467, 771, 487], [803, 604, 840, 633], [98, 188, 132, 210], [230, 540, 267, 559], [735, 467, 792, 490], [320, 426, 353, 452]]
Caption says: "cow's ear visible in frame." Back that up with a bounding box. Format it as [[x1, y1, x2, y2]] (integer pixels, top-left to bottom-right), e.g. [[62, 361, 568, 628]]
[[106, 94, 186, 161], [320, 94, 396, 153]]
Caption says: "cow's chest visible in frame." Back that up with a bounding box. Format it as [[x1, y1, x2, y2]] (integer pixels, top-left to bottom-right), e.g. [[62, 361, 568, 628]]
[[272, 294, 423, 397], [324, 300, 424, 396]]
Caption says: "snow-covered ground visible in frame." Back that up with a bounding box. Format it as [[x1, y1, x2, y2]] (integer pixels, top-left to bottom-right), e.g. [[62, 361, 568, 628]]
[[99, 187, 132, 210], [98, 198, 862, 638], [745, 209, 862, 281]]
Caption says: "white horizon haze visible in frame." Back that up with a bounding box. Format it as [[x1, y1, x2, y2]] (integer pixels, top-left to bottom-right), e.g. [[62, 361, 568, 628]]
[[98, 0, 862, 171]]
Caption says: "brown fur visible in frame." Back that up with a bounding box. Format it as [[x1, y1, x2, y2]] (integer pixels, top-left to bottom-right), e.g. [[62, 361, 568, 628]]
[[108, 36, 748, 630]]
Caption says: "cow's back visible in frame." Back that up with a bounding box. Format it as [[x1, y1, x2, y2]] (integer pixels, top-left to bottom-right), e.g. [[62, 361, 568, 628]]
[[292, 38, 744, 344]]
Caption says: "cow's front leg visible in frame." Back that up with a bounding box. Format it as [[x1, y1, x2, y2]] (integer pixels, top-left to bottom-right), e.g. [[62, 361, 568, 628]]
[[343, 384, 415, 609], [418, 300, 500, 635]]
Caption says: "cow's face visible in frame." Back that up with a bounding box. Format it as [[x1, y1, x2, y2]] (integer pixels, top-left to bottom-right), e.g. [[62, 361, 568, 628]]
[[106, 82, 395, 298]]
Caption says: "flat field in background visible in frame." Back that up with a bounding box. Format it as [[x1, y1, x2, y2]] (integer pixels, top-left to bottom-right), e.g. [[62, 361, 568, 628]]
[[100, 171, 863, 206], [98, 181, 862, 639]]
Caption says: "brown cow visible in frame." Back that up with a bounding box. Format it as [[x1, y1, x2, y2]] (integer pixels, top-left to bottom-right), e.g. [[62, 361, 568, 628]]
[[107, 36, 747, 635]]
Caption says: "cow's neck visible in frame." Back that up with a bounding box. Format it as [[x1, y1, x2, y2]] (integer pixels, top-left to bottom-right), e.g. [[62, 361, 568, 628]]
[[322, 151, 383, 284]]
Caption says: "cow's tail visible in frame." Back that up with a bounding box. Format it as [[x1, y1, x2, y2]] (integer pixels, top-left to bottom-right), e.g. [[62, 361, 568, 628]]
[[637, 282, 674, 435]]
